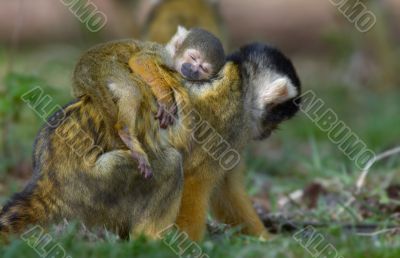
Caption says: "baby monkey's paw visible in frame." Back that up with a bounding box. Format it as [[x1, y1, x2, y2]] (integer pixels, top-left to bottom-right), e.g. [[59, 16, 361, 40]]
[[117, 127, 153, 179], [136, 156, 153, 179], [156, 101, 178, 129], [130, 151, 153, 179]]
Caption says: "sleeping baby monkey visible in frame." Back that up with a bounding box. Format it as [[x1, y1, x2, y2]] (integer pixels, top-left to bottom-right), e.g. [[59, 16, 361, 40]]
[[128, 26, 226, 129], [123, 26, 227, 177], [73, 26, 226, 178]]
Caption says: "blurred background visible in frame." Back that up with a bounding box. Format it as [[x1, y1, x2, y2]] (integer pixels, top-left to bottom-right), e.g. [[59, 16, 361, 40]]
[[0, 0, 399, 256]]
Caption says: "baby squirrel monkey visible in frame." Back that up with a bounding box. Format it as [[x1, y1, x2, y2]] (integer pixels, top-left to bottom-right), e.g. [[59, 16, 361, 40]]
[[129, 26, 225, 129], [73, 26, 225, 179], [124, 27, 225, 177]]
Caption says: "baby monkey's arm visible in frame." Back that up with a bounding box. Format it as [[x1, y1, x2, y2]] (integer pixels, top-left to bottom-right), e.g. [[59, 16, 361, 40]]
[[129, 52, 179, 129]]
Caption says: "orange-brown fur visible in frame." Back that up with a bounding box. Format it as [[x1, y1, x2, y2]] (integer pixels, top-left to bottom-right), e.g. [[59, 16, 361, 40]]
[[129, 52, 177, 112]]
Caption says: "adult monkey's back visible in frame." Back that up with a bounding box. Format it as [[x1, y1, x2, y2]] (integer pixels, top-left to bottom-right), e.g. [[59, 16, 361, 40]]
[[0, 43, 301, 241]]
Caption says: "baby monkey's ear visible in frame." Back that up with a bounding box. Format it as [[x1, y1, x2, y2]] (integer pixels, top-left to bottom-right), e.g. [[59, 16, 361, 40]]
[[166, 26, 189, 56], [261, 77, 298, 106]]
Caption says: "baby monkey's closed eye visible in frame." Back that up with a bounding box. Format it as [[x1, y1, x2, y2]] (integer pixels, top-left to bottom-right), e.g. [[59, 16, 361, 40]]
[[169, 27, 225, 81]]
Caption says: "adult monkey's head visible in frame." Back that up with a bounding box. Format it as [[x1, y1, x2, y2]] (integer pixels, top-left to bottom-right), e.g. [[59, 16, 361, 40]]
[[228, 43, 302, 140]]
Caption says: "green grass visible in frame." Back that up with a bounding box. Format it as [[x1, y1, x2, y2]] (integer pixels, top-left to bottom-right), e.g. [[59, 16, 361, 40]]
[[1, 225, 399, 258]]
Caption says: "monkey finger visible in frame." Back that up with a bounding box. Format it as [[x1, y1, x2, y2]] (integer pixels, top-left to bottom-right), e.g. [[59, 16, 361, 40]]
[[158, 114, 166, 128], [160, 114, 169, 129], [167, 114, 174, 125], [139, 161, 153, 179], [156, 106, 164, 119], [171, 103, 178, 116], [143, 166, 153, 179], [138, 160, 152, 179]]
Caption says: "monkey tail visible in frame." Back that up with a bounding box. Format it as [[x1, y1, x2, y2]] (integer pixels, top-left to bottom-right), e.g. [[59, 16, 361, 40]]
[[0, 185, 52, 235]]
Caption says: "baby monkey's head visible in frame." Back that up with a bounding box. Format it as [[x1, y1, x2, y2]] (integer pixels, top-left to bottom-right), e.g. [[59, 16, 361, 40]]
[[166, 26, 225, 81]]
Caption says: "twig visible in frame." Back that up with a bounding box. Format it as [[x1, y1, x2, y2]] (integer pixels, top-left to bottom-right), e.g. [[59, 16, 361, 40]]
[[207, 216, 399, 235], [260, 216, 395, 234], [357, 227, 400, 237], [356, 146, 400, 194]]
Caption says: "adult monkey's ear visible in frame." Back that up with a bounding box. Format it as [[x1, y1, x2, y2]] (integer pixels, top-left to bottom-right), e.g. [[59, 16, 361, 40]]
[[166, 26, 189, 56], [260, 77, 298, 106]]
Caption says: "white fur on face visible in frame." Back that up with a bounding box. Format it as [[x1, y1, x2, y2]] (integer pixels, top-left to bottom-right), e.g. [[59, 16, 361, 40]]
[[246, 70, 298, 138], [252, 73, 298, 112], [165, 26, 189, 58], [260, 78, 298, 106]]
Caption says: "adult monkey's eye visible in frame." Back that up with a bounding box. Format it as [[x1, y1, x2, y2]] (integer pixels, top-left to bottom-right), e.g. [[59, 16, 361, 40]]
[[190, 55, 196, 61]]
